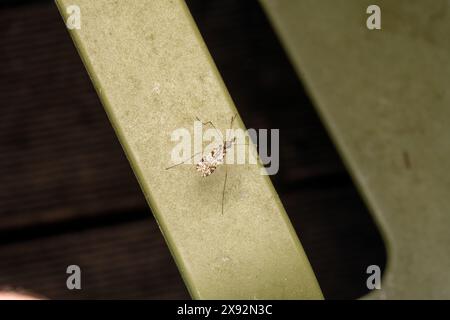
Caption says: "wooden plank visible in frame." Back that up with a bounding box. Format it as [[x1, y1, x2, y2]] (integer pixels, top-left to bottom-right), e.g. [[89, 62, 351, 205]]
[[0, 3, 145, 231], [0, 218, 188, 299]]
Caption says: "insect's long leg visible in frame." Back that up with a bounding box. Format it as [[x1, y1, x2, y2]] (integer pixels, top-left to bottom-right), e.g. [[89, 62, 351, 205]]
[[221, 114, 237, 215], [222, 164, 228, 215], [195, 117, 224, 141], [229, 113, 238, 140], [165, 151, 203, 170]]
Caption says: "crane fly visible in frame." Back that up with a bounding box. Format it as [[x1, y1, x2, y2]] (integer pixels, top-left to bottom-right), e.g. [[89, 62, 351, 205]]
[[166, 113, 242, 215]]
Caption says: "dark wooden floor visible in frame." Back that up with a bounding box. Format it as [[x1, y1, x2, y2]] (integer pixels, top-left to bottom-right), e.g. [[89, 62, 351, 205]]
[[0, 0, 386, 299]]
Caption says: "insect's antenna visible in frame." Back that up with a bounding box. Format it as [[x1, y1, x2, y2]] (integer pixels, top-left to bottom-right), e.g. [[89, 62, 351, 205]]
[[165, 151, 203, 170], [221, 113, 237, 215], [222, 164, 228, 215], [195, 117, 224, 141], [227, 113, 238, 143], [230, 113, 238, 129]]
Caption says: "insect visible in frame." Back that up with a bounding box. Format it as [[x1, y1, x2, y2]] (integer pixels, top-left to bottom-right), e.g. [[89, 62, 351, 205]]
[[166, 113, 239, 215]]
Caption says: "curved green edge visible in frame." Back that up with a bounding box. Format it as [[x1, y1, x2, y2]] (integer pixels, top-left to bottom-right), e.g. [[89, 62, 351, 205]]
[[260, 0, 450, 299], [55, 0, 323, 299]]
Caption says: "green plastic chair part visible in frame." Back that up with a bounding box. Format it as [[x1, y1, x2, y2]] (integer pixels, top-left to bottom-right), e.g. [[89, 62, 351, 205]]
[[260, 0, 450, 299], [55, 0, 323, 299]]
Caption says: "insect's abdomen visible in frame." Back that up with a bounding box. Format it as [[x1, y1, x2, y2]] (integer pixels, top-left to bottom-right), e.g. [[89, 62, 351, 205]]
[[196, 160, 217, 177], [195, 147, 225, 177]]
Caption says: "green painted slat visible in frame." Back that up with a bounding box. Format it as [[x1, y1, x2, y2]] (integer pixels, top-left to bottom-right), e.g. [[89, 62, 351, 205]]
[[55, 0, 323, 299], [260, 0, 450, 299]]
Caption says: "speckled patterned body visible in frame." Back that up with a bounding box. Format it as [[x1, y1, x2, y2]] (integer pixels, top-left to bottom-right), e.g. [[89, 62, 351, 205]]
[[196, 145, 226, 177]]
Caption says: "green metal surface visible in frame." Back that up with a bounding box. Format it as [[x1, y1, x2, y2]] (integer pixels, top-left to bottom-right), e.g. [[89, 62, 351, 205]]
[[260, 0, 450, 299], [55, 0, 323, 299]]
